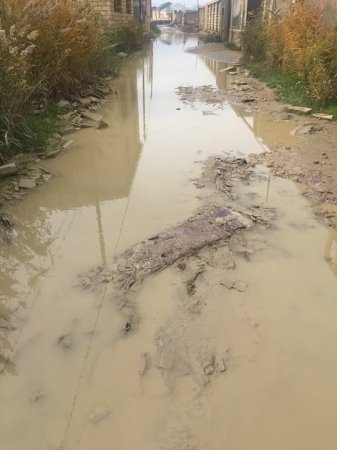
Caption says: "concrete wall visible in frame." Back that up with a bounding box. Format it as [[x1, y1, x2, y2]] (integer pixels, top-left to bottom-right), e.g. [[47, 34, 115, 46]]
[[89, 0, 134, 27], [89, 0, 152, 30]]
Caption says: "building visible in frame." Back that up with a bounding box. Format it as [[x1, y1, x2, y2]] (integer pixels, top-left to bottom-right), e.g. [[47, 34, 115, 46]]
[[89, 0, 152, 30], [198, 0, 296, 45]]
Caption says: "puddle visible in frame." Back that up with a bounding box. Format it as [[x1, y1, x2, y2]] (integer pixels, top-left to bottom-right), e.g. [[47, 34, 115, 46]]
[[1, 33, 337, 450]]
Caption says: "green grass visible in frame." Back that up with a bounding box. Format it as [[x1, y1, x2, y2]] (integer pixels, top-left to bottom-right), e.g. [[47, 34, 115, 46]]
[[248, 62, 337, 118], [225, 42, 241, 51], [0, 106, 62, 161]]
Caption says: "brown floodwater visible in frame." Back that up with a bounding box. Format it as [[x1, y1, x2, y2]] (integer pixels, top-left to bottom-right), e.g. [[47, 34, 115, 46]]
[[1, 31, 337, 450]]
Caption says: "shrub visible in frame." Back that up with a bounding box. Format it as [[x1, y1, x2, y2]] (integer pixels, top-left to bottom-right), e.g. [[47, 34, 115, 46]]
[[242, 4, 337, 104], [241, 12, 267, 61]]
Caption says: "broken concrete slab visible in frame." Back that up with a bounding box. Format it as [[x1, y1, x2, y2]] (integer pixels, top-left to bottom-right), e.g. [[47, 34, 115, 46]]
[[96, 120, 108, 129], [312, 113, 333, 121], [77, 97, 92, 106], [220, 279, 235, 289], [19, 178, 36, 189], [0, 163, 18, 178], [62, 139, 74, 150], [45, 148, 63, 159], [88, 404, 111, 424], [221, 279, 248, 292], [286, 105, 312, 115], [233, 280, 248, 292], [219, 66, 235, 73], [81, 111, 103, 123]]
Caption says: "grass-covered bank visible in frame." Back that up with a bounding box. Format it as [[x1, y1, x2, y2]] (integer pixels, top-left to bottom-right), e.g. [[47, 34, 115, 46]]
[[0, 0, 144, 162], [247, 63, 337, 118], [241, 3, 337, 117]]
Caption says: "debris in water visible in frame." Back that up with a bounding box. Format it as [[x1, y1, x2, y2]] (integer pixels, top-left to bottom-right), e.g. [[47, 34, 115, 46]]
[[57, 333, 72, 350], [30, 391, 46, 403], [0, 163, 18, 178], [122, 321, 132, 334], [19, 178, 36, 189], [221, 279, 248, 292]]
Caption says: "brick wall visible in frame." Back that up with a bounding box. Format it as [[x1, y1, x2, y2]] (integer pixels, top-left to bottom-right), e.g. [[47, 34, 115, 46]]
[[89, 0, 134, 28]]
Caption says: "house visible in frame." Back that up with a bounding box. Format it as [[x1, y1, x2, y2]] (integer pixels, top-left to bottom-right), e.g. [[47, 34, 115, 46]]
[[89, 0, 152, 31], [152, 2, 173, 22], [198, 0, 289, 45]]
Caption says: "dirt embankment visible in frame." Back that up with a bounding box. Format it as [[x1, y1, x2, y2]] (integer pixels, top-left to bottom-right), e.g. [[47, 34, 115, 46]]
[[178, 46, 337, 228]]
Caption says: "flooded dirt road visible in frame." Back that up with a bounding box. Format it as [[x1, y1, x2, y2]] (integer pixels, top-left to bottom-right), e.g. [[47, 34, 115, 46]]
[[1, 31, 337, 450]]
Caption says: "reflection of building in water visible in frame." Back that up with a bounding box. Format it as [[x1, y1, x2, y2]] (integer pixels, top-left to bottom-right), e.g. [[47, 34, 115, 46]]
[[159, 30, 189, 46], [39, 46, 153, 210], [324, 229, 337, 278], [0, 45, 154, 300], [201, 57, 234, 89], [229, 106, 299, 148]]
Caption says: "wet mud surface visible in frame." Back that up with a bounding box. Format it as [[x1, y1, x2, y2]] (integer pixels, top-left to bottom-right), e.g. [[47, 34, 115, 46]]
[[1, 31, 337, 450]]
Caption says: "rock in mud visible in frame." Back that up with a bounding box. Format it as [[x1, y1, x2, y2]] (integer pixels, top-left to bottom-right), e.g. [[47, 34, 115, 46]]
[[221, 279, 248, 292], [30, 391, 46, 403], [0, 163, 18, 178], [286, 105, 312, 115], [57, 99, 71, 108], [19, 178, 36, 189], [88, 404, 111, 424], [57, 333, 72, 350], [312, 113, 333, 121]]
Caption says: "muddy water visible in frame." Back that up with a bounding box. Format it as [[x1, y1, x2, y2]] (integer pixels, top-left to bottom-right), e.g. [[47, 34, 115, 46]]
[[1, 31, 337, 450]]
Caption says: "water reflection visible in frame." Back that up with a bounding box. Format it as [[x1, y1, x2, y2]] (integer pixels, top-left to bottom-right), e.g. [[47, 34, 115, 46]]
[[201, 57, 233, 89], [0, 45, 153, 322]]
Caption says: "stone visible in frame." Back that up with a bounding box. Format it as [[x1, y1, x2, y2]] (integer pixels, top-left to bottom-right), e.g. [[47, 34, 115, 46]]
[[286, 105, 312, 115], [219, 66, 235, 73], [19, 178, 36, 189], [204, 363, 215, 376], [313, 160, 320, 165], [233, 280, 248, 292], [118, 52, 128, 58], [57, 99, 71, 108], [30, 391, 46, 403], [96, 120, 108, 129], [234, 81, 248, 86], [63, 139, 74, 150], [88, 404, 111, 424], [312, 113, 333, 121], [215, 354, 226, 373], [0, 163, 18, 178], [45, 148, 63, 159], [81, 111, 103, 123], [60, 126, 75, 136], [220, 279, 235, 289], [77, 97, 92, 106]]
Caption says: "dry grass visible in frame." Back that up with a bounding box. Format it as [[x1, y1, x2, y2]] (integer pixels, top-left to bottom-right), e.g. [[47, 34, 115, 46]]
[[0, 0, 142, 159], [243, 4, 337, 103]]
